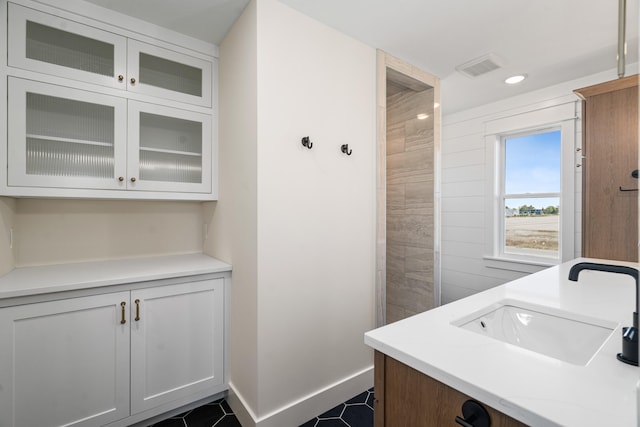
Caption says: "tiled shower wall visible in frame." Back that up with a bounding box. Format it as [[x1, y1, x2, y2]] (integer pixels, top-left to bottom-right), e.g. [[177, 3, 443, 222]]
[[386, 87, 435, 323]]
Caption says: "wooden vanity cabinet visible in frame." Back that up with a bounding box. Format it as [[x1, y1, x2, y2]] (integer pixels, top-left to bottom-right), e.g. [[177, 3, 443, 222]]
[[374, 351, 527, 427], [574, 75, 639, 262]]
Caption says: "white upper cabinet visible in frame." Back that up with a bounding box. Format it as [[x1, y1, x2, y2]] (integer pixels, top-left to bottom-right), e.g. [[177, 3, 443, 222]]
[[8, 77, 128, 190], [8, 3, 212, 107], [128, 101, 212, 194], [3, 0, 218, 200], [8, 77, 213, 194], [128, 40, 212, 107], [8, 3, 128, 90]]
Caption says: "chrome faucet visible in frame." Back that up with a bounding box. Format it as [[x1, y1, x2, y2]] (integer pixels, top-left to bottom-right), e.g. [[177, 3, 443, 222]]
[[568, 262, 638, 366]]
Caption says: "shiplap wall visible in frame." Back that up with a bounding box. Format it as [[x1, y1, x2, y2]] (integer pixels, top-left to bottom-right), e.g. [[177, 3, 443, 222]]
[[440, 67, 636, 304]]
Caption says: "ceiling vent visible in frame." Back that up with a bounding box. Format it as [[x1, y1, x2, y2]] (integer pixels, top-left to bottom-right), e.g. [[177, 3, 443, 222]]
[[456, 53, 504, 78]]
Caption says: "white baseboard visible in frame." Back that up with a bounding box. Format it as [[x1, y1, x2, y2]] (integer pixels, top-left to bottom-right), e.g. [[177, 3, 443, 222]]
[[228, 366, 374, 427]]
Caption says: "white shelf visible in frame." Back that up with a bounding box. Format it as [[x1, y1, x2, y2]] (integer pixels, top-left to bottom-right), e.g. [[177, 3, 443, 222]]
[[139, 146, 202, 157], [27, 134, 114, 147]]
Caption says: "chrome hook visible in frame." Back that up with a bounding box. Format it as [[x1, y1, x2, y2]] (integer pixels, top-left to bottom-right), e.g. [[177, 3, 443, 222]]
[[341, 144, 352, 156], [301, 136, 313, 149]]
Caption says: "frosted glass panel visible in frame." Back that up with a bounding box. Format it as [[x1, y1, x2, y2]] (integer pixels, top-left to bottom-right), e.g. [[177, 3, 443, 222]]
[[139, 151, 202, 183], [27, 93, 114, 142], [139, 113, 202, 154], [25, 93, 115, 178], [26, 21, 114, 77], [139, 112, 202, 183], [26, 138, 114, 177], [139, 53, 202, 97]]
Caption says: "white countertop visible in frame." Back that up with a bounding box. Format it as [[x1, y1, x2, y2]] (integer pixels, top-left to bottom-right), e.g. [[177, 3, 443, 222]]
[[365, 258, 640, 426], [0, 253, 232, 300]]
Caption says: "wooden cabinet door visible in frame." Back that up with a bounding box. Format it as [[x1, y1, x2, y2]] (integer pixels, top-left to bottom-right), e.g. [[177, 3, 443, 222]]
[[0, 292, 131, 427], [576, 76, 639, 262], [374, 352, 526, 427], [130, 279, 224, 414]]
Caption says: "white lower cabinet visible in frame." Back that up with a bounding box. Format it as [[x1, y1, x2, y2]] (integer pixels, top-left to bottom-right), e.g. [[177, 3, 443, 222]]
[[0, 278, 225, 427], [130, 280, 224, 414]]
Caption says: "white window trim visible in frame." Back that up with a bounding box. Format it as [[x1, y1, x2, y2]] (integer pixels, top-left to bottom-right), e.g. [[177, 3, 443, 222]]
[[483, 102, 577, 272]]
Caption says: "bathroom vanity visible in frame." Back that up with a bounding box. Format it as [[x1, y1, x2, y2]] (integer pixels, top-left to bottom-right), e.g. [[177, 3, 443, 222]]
[[366, 258, 639, 426]]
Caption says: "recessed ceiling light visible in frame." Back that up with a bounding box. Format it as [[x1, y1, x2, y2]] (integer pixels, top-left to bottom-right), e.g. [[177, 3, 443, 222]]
[[505, 74, 527, 85], [417, 113, 429, 120]]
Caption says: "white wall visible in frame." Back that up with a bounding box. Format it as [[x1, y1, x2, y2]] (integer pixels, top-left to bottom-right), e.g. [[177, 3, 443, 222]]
[[256, 0, 375, 420], [12, 199, 203, 266], [0, 197, 16, 276], [441, 65, 638, 304], [208, 0, 376, 425], [203, 0, 259, 419]]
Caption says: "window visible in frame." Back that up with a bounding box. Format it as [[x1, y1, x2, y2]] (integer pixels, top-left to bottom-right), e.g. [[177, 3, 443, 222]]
[[484, 103, 576, 270], [501, 129, 561, 259]]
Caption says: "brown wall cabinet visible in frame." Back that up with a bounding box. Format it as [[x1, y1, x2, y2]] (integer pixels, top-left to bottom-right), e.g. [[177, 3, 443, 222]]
[[574, 75, 639, 262], [374, 351, 527, 427]]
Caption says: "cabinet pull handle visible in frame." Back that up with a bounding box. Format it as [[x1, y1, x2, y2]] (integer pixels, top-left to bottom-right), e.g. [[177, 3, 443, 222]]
[[130, 77, 136, 84], [118, 176, 124, 182], [135, 299, 140, 321], [130, 177, 137, 183], [120, 302, 126, 324], [118, 74, 124, 81]]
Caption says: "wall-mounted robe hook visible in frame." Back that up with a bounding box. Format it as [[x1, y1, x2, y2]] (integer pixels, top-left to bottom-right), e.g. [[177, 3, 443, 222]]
[[341, 144, 352, 156], [301, 136, 313, 149]]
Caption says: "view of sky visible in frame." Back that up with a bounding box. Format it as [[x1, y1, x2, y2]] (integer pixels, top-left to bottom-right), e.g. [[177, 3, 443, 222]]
[[504, 130, 561, 210]]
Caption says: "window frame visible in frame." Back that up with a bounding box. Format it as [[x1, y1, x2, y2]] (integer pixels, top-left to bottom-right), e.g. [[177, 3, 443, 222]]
[[484, 103, 576, 272]]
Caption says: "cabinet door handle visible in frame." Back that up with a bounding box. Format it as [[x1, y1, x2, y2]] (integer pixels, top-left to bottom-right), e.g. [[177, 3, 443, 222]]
[[135, 299, 140, 321], [118, 176, 124, 182], [118, 74, 124, 81], [130, 177, 137, 183], [120, 302, 126, 324], [130, 77, 136, 85]]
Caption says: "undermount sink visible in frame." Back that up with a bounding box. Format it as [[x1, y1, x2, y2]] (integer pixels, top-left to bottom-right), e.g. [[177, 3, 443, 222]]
[[452, 300, 617, 365]]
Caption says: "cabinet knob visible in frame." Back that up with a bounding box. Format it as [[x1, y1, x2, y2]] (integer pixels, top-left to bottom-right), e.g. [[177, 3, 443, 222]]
[[455, 400, 490, 427], [130, 177, 137, 183], [118, 74, 124, 82], [130, 77, 136, 85], [118, 176, 124, 182]]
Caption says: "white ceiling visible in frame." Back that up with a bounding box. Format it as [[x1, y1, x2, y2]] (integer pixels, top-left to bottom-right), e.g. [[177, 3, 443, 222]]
[[84, 0, 639, 115]]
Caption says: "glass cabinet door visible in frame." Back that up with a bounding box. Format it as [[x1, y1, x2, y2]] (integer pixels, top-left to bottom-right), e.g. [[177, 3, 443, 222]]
[[8, 3, 127, 89], [127, 101, 212, 193], [127, 40, 213, 107], [8, 78, 127, 190]]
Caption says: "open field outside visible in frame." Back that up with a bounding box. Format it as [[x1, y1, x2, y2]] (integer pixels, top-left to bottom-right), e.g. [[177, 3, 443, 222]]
[[505, 215, 559, 252]]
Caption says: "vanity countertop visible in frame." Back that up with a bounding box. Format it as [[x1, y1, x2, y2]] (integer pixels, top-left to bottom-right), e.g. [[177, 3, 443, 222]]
[[0, 253, 232, 300], [365, 258, 640, 426]]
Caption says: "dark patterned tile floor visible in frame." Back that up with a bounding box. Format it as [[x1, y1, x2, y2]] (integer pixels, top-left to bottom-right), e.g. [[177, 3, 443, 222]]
[[149, 389, 374, 427], [149, 398, 241, 427], [299, 388, 374, 427]]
